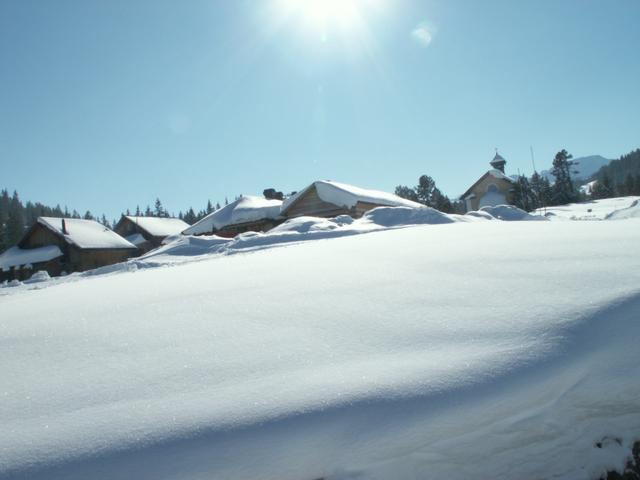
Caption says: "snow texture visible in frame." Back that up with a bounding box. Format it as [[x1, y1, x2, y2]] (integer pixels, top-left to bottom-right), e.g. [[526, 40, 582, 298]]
[[38, 217, 136, 250], [123, 216, 190, 237], [282, 180, 423, 213], [1, 204, 639, 480], [0, 245, 62, 271], [183, 196, 283, 235]]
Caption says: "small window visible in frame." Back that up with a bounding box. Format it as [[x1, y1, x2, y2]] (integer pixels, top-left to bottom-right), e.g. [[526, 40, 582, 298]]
[[487, 183, 499, 193]]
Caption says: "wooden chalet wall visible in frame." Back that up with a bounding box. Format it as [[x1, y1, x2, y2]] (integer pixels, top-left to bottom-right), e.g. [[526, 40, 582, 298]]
[[285, 186, 392, 219], [216, 218, 283, 238], [285, 186, 356, 219], [0, 257, 63, 283]]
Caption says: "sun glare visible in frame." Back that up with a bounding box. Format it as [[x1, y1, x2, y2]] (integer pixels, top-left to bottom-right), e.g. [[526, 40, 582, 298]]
[[274, 0, 383, 38]]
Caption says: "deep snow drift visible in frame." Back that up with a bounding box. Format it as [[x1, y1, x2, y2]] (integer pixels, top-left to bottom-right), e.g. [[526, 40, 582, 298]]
[[1, 208, 640, 480]]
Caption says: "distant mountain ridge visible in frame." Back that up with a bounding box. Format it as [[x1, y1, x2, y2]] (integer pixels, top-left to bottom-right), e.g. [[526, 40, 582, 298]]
[[540, 155, 611, 182]]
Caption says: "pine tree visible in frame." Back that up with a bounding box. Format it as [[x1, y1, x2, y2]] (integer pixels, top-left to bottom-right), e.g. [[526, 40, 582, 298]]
[[83, 211, 94, 220], [183, 208, 197, 225], [592, 173, 615, 199], [206, 200, 214, 214], [154, 198, 165, 217], [394, 185, 419, 202], [145, 205, 152, 217], [512, 175, 535, 211], [414, 175, 438, 206], [623, 174, 635, 196], [6, 191, 25, 245], [135, 205, 141, 216], [0, 189, 10, 252], [551, 149, 577, 205]]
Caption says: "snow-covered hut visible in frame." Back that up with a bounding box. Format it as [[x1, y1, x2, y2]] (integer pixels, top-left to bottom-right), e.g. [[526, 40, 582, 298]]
[[1, 217, 137, 282], [0, 245, 64, 283], [182, 196, 283, 238], [280, 180, 423, 219], [460, 152, 516, 212], [114, 216, 190, 254]]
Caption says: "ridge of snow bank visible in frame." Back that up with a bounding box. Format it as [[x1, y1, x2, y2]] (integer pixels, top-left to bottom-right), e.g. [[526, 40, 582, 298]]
[[480, 204, 548, 221], [0, 205, 546, 290]]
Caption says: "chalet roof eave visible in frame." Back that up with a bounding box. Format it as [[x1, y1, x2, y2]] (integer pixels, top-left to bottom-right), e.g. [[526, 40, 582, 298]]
[[460, 171, 492, 200]]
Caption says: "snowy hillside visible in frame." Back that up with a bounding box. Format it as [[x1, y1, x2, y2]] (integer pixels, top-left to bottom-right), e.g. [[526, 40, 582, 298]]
[[1, 207, 640, 480], [534, 196, 640, 221]]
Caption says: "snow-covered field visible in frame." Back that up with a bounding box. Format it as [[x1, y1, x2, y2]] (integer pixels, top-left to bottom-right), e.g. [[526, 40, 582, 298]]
[[1, 200, 640, 480], [534, 196, 640, 221]]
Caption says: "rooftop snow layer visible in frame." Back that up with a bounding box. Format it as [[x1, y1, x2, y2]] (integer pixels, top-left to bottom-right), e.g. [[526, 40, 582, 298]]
[[183, 196, 283, 235], [282, 180, 423, 213], [0, 245, 62, 271], [487, 168, 516, 182], [1, 219, 639, 480], [124, 216, 190, 237], [37, 217, 136, 250]]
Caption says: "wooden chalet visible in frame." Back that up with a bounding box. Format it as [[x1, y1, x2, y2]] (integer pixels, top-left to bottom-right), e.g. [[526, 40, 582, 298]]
[[114, 216, 190, 255], [280, 180, 423, 219], [183, 196, 283, 238], [0, 217, 137, 282], [461, 152, 516, 212]]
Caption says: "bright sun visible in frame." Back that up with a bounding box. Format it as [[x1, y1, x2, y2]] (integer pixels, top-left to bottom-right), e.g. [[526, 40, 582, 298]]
[[274, 0, 382, 38]]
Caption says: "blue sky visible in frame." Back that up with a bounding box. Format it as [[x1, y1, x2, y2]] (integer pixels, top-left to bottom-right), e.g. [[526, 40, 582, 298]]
[[1, 0, 639, 219]]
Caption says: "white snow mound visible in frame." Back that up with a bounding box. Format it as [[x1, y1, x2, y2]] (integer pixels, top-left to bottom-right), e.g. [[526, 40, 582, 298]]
[[480, 204, 548, 221]]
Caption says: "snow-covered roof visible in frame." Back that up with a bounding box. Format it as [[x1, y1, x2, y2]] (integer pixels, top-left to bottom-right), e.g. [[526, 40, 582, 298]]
[[124, 233, 149, 246], [183, 196, 283, 235], [36, 217, 136, 250], [282, 180, 423, 214], [123, 216, 190, 237], [0, 245, 63, 271], [487, 168, 515, 182]]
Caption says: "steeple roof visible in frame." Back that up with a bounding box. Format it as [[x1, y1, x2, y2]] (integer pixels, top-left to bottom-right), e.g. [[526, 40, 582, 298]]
[[490, 151, 506, 167]]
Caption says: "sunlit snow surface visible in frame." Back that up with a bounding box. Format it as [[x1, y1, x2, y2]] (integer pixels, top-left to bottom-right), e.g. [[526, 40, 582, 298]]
[[1, 201, 640, 480]]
